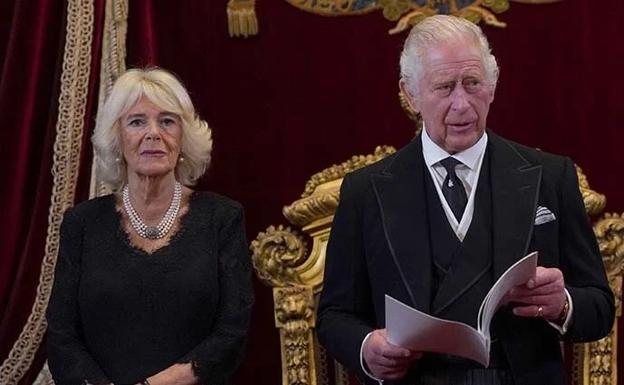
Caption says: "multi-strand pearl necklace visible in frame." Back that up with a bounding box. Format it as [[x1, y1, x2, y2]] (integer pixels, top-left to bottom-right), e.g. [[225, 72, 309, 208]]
[[122, 181, 182, 239]]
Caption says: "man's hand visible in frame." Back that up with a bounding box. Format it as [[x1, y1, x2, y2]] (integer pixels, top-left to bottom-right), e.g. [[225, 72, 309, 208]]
[[362, 329, 422, 381], [506, 266, 567, 322]]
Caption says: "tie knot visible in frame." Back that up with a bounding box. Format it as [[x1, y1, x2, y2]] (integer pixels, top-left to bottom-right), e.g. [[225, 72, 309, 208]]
[[439, 157, 462, 173]]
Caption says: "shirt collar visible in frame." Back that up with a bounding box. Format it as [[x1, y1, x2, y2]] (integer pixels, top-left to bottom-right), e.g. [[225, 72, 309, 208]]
[[421, 125, 488, 170]]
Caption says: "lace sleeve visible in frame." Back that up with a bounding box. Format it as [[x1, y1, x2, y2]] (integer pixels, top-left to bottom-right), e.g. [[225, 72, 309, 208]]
[[177, 205, 254, 384], [46, 209, 111, 385]]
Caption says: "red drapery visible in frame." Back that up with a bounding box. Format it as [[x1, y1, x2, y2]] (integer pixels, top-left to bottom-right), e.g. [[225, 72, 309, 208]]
[[124, 1, 624, 384], [0, 0, 104, 383], [0, 3, 67, 378], [1, 0, 623, 384]]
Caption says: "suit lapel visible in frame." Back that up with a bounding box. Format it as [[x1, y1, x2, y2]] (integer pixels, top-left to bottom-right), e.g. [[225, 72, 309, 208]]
[[370, 138, 432, 312], [489, 133, 542, 278], [369, 132, 541, 314]]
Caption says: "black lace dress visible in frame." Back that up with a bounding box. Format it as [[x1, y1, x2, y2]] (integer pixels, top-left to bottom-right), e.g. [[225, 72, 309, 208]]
[[46, 192, 254, 385]]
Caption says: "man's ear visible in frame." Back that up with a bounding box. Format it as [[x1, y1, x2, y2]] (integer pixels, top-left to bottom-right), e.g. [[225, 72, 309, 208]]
[[489, 84, 496, 104], [399, 79, 420, 113]]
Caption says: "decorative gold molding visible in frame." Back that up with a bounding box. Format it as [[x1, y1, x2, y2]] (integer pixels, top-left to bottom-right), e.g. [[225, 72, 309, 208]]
[[99, 0, 128, 100], [252, 225, 309, 288], [595, 213, 624, 315], [252, 146, 398, 385], [585, 329, 615, 385], [0, 1, 95, 383], [254, 146, 398, 292], [576, 166, 607, 217], [283, 145, 396, 228], [274, 286, 317, 385], [227, 0, 259, 38], [572, 211, 624, 385], [573, 283, 620, 385], [89, 0, 128, 198], [300, 146, 396, 198], [284, 0, 562, 35], [284, 191, 340, 228]]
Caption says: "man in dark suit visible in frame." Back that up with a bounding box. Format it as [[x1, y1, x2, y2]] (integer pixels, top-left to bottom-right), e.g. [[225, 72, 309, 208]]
[[317, 15, 614, 385]]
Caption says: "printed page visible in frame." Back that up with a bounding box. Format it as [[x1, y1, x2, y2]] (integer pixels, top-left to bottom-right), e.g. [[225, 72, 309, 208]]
[[477, 251, 538, 337], [385, 295, 490, 367]]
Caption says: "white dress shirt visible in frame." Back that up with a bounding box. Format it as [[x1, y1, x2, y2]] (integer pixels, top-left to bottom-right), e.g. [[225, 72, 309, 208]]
[[421, 128, 487, 241]]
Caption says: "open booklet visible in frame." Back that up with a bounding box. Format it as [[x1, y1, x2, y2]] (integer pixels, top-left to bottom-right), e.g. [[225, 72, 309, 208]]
[[385, 251, 538, 367]]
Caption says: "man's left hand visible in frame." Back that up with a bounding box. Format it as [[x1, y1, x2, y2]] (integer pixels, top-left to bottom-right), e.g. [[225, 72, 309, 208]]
[[506, 266, 566, 321]]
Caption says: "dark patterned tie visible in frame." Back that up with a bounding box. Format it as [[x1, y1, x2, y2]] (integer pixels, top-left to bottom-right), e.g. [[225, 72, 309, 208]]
[[439, 157, 468, 222]]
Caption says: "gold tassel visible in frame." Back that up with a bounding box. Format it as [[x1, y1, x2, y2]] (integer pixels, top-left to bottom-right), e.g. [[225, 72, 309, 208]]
[[227, 0, 258, 38]]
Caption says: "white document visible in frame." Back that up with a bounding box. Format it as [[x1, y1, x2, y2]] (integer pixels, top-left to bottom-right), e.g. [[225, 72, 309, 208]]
[[385, 251, 538, 367]]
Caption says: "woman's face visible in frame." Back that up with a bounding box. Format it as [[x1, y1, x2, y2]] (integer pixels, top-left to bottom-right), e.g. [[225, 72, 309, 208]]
[[119, 96, 183, 179]]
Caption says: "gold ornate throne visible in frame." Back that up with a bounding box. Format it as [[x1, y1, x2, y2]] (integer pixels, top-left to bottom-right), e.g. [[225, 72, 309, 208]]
[[251, 146, 624, 385]]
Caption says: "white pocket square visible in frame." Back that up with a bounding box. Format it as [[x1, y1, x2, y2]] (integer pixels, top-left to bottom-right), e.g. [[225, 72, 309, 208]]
[[535, 206, 556, 225]]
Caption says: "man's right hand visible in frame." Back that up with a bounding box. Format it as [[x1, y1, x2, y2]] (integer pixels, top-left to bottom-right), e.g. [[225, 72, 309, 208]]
[[362, 329, 422, 381]]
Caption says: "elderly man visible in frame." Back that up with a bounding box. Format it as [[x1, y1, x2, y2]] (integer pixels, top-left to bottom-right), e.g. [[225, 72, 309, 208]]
[[317, 15, 614, 385]]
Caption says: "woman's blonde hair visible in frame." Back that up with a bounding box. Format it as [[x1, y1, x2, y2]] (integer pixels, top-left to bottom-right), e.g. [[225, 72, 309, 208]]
[[92, 67, 213, 190]]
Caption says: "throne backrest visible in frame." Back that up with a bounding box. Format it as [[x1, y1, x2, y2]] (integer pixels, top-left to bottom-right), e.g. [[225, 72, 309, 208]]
[[251, 146, 624, 385]]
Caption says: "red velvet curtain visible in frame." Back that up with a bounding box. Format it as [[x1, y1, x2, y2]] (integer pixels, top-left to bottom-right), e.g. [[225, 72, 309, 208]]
[[0, 0, 104, 383], [124, 1, 624, 384]]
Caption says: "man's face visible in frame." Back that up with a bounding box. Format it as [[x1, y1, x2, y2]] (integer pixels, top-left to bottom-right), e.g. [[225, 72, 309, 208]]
[[402, 39, 495, 154]]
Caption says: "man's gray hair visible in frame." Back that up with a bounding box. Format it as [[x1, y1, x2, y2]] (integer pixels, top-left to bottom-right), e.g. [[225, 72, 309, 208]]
[[92, 67, 213, 191], [400, 15, 499, 95]]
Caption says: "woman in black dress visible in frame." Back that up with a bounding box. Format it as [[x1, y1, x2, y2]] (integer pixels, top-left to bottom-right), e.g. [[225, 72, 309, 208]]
[[47, 68, 253, 385]]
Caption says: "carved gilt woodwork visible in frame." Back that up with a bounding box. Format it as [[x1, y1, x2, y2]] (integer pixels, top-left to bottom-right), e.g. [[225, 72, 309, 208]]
[[274, 286, 317, 385], [577, 166, 607, 217], [253, 146, 624, 385], [227, 0, 258, 38], [283, 0, 563, 35], [572, 212, 624, 385], [251, 147, 397, 385]]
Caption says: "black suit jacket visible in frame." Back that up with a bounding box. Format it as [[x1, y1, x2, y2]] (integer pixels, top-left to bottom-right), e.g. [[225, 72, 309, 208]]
[[317, 132, 614, 385]]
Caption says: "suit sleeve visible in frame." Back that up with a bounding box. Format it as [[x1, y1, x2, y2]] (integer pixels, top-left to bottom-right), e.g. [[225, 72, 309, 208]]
[[558, 157, 615, 342], [46, 209, 111, 385], [317, 175, 377, 382]]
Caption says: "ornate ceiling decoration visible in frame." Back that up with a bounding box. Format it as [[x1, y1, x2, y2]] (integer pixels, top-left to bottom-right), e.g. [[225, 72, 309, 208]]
[[284, 0, 562, 34]]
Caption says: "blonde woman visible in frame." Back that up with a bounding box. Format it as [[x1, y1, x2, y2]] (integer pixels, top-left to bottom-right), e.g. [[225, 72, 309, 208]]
[[47, 68, 253, 385]]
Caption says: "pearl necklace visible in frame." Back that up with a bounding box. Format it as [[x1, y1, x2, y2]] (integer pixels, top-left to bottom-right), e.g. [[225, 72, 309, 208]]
[[122, 182, 182, 239]]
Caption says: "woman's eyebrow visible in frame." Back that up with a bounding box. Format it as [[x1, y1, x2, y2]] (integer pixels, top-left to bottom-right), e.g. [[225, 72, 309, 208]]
[[125, 113, 147, 120]]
